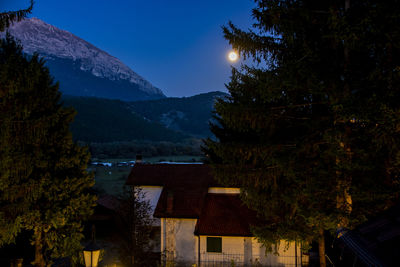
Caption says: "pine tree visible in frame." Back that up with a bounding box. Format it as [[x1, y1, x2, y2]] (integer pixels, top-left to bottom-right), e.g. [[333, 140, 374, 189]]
[[205, 1, 400, 266], [0, 0, 33, 32], [0, 34, 96, 266], [117, 187, 154, 267]]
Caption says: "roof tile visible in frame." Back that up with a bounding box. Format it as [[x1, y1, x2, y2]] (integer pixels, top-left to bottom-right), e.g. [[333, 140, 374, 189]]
[[126, 164, 258, 236], [195, 194, 258, 236]]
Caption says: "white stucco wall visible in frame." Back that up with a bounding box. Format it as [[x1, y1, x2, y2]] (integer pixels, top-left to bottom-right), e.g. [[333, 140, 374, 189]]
[[251, 238, 306, 266], [138, 185, 163, 210], [207, 187, 240, 194], [197, 236, 305, 266], [136, 186, 163, 252], [199, 236, 245, 264], [161, 218, 198, 264], [137, 185, 162, 226], [199, 236, 244, 254]]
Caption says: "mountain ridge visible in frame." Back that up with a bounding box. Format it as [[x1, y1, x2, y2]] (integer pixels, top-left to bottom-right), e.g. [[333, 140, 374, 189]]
[[62, 95, 187, 143], [129, 91, 228, 137], [62, 91, 226, 142], [2, 17, 165, 101]]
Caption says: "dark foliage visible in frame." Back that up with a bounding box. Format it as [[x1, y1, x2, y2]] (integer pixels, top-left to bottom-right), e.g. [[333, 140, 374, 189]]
[[62, 96, 188, 143], [0, 0, 33, 32], [116, 187, 156, 267], [0, 34, 96, 266], [205, 1, 400, 266], [87, 139, 203, 159], [129, 91, 228, 138]]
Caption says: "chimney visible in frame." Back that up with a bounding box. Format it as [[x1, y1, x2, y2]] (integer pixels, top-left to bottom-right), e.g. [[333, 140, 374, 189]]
[[135, 154, 143, 164], [167, 191, 174, 213]]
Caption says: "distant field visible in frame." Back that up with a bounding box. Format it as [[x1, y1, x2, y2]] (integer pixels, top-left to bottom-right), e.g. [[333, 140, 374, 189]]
[[93, 165, 130, 196], [92, 155, 205, 196]]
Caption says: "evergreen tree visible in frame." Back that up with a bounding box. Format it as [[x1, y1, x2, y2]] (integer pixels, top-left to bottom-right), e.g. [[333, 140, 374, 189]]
[[0, 35, 96, 266], [116, 187, 154, 267], [0, 0, 33, 32], [205, 1, 400, 266]]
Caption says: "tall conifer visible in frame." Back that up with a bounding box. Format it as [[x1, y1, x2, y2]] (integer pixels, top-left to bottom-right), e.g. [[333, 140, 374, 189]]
[[205, 1, 400, 266], [0, 35, 96, 266], [0, 0, 33, 32]]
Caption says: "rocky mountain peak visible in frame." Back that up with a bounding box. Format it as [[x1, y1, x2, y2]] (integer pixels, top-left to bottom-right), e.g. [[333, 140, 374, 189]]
[[3, 18, 164, 98]]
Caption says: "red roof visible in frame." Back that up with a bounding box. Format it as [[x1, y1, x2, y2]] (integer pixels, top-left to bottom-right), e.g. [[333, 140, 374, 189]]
[[194, 194, 258, 236], [126, 163, 259, 236], [154, 188, 207, 218], [127, 164, 218, 219]]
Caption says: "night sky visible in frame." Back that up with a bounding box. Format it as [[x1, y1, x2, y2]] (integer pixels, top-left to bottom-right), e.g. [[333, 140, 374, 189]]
[[1, 0, 256, 97]]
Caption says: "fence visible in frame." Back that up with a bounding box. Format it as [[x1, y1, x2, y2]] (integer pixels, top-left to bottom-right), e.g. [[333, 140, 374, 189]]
[[161, 251, 309, 267]]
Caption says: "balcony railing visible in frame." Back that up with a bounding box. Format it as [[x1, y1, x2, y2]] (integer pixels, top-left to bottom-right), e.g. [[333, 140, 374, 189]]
[[161, 251, 309, 267]]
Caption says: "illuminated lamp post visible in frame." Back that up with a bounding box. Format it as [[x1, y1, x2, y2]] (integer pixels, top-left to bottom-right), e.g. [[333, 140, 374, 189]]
[[83, 225, 101, 267]]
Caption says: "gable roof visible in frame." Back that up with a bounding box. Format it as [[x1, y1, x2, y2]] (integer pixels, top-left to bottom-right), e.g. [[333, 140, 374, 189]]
[[126, 163, 258, 236], [194, 194, 259, 236], [154, 188, 207, 218], [127, 164, 218, 219]]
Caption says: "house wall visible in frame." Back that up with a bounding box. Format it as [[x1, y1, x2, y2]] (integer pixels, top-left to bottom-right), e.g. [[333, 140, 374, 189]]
[[207, 187, 240, 194], [199, 236, 246, 264], [198, 236, 305, 266], [251, 238, 306, 266], [199, 236, 244, 255], [137, 185, 162, 226], [137, 185, 163, 253], [161, 218, 198, 264]]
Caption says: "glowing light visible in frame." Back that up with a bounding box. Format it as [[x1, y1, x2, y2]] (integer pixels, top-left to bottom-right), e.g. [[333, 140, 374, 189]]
[[228, 51, 238, 62]]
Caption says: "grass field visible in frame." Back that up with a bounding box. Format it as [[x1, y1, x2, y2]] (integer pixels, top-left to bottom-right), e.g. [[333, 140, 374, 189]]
[[93, 165, 130, 196], [93, 155, 204, 196]]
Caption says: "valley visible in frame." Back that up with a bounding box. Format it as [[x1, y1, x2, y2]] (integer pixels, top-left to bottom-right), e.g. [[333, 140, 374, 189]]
[[2, 18, 226, 161], [91, 155, 204, 196], [62, 92, 226, 159]]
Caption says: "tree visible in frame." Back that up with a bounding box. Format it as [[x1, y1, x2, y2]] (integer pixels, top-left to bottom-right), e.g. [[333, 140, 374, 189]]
[[0, 0, 33, 32], [0, 35, 96, 266], [205, 1, 400, 266], [116, 187, 154, 267]]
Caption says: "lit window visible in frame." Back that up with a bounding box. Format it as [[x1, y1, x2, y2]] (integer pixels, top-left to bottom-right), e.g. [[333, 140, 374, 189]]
[[207, 237, 222, 253]]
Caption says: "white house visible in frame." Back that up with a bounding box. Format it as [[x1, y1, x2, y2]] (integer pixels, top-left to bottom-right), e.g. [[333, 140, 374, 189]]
[[126, 163, 308, 266]]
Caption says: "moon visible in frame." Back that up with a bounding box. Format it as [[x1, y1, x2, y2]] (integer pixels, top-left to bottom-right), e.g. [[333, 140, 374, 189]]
[[228, 51, 238, 62]]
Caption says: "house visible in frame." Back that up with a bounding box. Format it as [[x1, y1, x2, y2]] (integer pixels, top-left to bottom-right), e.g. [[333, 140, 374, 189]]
[[126, 163, 308, 266]]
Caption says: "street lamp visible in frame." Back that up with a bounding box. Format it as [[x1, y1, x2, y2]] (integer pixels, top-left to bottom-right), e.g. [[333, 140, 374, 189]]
[[83, 225, 101, 267]]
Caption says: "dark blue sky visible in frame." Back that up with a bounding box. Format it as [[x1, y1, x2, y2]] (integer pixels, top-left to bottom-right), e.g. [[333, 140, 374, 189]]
[[2, 0, 256, 97]]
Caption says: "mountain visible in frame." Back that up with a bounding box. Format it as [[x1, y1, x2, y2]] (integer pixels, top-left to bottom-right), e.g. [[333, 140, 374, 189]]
[[128, 91, 227, 138], [62, 96, 187, 143], [2, 18, 165, 101], [62, 91, 226, 143]]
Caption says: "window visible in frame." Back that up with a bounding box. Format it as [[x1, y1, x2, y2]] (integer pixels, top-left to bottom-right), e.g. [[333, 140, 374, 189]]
[[206, 237, 222, 253]]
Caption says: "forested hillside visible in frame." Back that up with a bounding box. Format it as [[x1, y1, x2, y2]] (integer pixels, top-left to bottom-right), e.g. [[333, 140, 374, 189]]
[[129, 91, 227, 137], [62, 96, 187, 143], [61, 92, 226, 158]]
